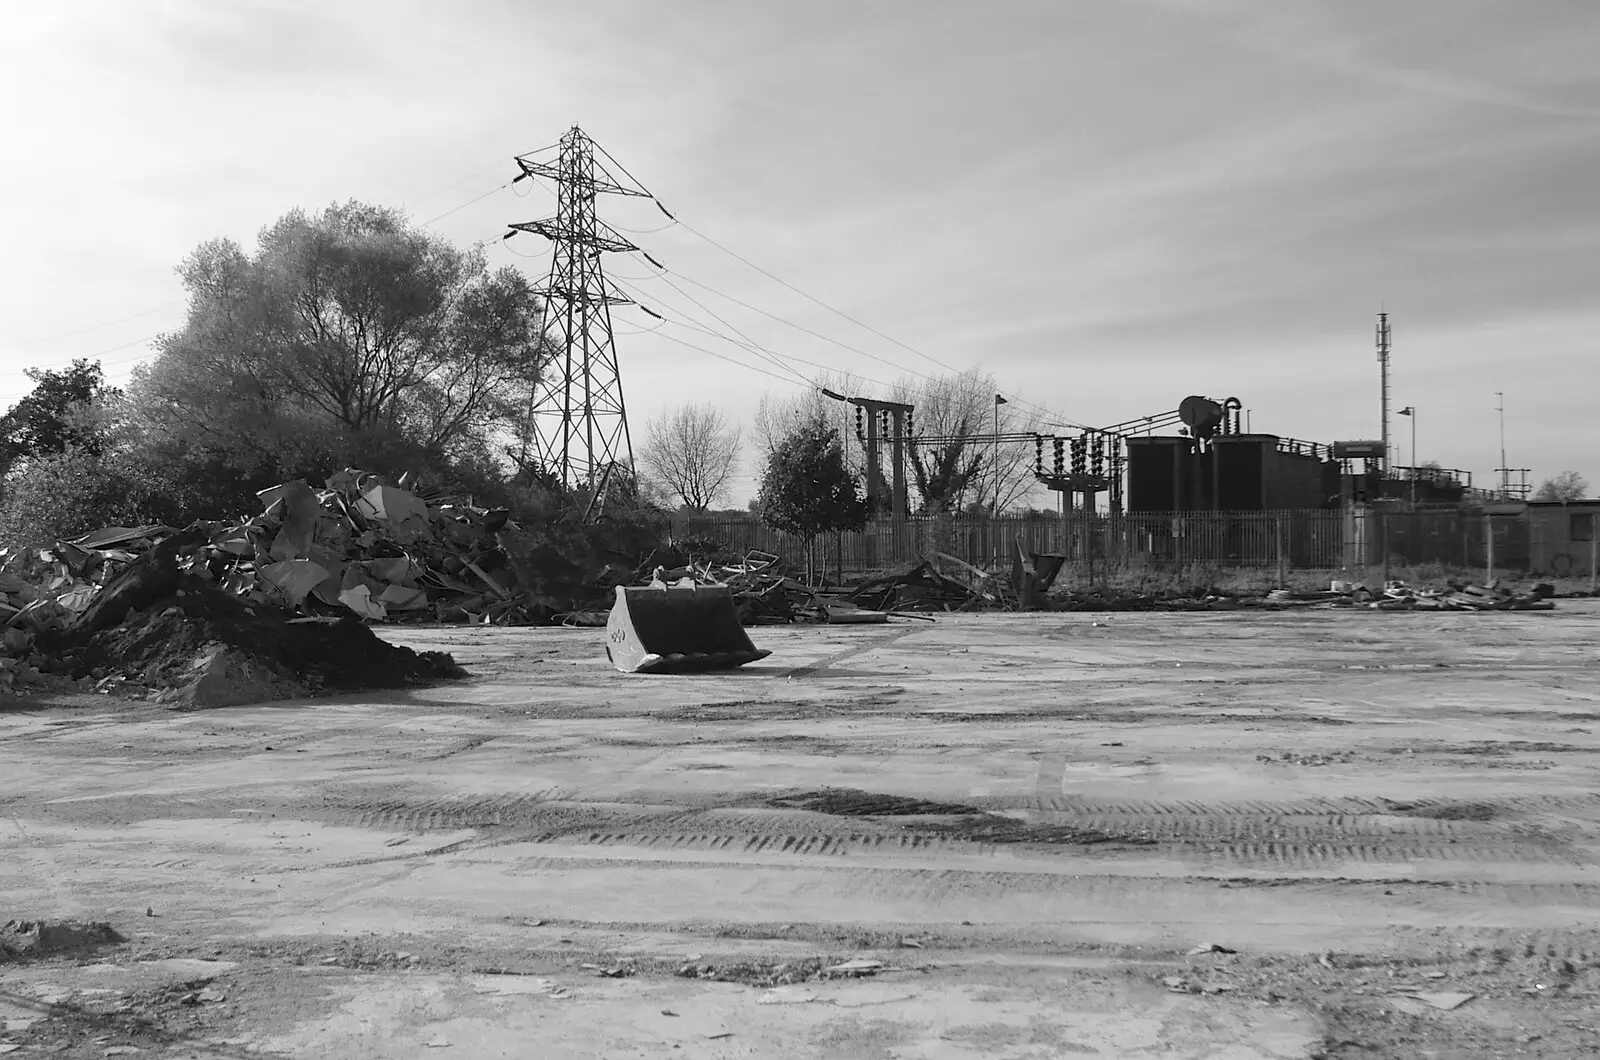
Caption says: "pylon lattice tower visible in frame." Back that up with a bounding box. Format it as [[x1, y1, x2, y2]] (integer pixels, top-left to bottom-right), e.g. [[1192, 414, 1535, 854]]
[[511, 125, 650, 490]]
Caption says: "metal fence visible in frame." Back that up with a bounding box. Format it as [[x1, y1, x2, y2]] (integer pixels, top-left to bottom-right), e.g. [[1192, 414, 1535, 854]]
[[670, 508, 1600, 583], [672, 510, 1347, 575]]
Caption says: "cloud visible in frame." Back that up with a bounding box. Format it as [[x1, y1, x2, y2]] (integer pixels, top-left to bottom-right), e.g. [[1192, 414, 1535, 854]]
[[1, 0, 1595, 498]]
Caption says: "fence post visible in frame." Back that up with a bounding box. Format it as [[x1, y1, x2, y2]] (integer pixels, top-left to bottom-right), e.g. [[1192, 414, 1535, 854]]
[[1380, 513, 1390, 586], [1591, 532, 1597, 596], [1485, 514, 1494, 585], [1276, 516, 1287, 587]]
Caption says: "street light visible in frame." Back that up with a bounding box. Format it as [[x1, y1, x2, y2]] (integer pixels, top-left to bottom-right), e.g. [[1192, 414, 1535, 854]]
[[1397, 406, 1416, 507], [993, 394, 1007, 518]]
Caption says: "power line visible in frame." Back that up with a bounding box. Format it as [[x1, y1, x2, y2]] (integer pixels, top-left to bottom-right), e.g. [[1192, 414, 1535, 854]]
[[405, 164, 515, 212], [611, 273, 924, 404], [418, 181, 514, 229], [607, 219, 678, 236], [609, 272, 813, 386], [631, 232, 1079, 432], [1, 302, 178, 346], [402, 138, 565, 210], [670, 214, 963, 378], [0, 334, 164, 378], [645, 327, 803, 387], [641, 260, 926, 380], [542, 158, 1092, 435], [656, 319, 815, 387], [608, 275, 813, 387]]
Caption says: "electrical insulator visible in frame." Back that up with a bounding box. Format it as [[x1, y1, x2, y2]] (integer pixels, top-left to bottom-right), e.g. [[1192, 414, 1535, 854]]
[[1071, 436, 1086, 476], [1034, 435, 1044, 476], [1053, 438, 1065, 475], [1091, 435, 1105, 477]]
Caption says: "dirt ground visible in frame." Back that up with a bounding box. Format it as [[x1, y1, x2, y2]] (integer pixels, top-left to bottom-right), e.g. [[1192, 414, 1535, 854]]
[[3, 605, 1599, 1058]]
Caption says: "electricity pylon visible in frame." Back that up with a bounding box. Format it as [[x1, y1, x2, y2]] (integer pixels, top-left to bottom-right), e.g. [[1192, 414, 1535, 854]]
[[509, 125, 650, 491]]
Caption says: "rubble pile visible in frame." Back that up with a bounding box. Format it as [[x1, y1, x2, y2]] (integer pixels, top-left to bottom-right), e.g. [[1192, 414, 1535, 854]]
[[33, 566, 466, 707], [627, 549, 893, 625], [1361, 579, 1556, 612], [0, 469, 637, 638], [635, 550, 833, 624], [844, 560, 994, 613]]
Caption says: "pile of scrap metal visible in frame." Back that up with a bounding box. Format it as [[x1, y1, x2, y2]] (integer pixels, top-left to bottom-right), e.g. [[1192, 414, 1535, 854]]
[[845, 546, 1066, 614], [0, 469, 625, 633], [845, 560, 989, 613], [0, 524, 173, 635], [633, 550, 849, 625], [598, 549, 888, 627], [1366, 579, 1555, 612]]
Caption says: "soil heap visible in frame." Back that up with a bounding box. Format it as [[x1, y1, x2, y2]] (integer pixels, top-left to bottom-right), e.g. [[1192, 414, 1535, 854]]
[[35, 545, 465, 707]]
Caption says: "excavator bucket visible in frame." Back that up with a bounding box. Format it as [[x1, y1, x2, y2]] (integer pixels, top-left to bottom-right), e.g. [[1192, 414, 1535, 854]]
[[605, 585, 772, 674]]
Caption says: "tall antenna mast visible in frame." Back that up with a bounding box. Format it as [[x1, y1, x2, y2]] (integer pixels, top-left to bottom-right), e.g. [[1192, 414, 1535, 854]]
[[1496, 391, 1505, 496], [1376, 311, 1391, 477], [510, 125, 651, 491]]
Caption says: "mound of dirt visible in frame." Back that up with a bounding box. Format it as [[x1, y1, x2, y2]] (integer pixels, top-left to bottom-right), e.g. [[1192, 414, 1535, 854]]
[[38, 571, 466, 704], [1, 919, 125, 962]]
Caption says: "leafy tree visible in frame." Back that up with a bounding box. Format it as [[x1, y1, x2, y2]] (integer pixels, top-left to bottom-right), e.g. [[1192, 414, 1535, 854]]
[[638, 402, 742, 511], [129, 200, 547, 484], [1534, 470, 1589, 501], [0, 446, 150, 548], [756, 421, 867, 580], [0, 359, 117, 476]]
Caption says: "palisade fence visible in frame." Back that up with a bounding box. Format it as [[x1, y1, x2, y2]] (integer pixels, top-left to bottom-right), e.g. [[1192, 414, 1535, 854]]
[[671, 510, 1346, 577], [669, 508, 1583, 581]]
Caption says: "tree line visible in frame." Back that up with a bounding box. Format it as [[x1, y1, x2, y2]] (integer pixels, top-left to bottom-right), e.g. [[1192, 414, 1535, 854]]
[[0, 195, 1044, 568], [20, 196, 1572, 568]]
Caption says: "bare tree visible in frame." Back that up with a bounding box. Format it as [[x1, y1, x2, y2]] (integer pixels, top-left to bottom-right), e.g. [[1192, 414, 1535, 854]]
[[893, 367, 1044, 514], [1534, 470, 1589, 501], [638, 403, 743, 511], [752, 371, 862, 457]]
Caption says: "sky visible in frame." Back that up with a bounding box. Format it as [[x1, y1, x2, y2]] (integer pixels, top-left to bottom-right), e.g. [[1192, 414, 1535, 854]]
[[2, 0, 1597, 504]]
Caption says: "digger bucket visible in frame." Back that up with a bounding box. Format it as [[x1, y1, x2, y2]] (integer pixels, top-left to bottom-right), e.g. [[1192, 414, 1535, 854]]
[[605, 585, 772, 674]]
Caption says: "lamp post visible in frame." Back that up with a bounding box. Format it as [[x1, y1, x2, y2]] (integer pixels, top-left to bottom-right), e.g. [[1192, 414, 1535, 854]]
[[1397, 406, 1416, 507], [992, 394, 1007, 517]]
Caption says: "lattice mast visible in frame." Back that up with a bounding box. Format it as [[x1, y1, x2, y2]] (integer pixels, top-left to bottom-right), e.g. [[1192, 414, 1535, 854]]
[[510, 126, 650, 490]]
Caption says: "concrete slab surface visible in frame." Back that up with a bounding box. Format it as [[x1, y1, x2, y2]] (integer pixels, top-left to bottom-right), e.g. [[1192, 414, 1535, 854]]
[[3, 605, 1600, 1056]]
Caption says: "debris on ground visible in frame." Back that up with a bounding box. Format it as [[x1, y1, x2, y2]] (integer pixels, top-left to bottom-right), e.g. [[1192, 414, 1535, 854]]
[[0, 920, 126, 962], [26, 549, 466, 705], [637, 549, 915, 623], [1244, 578, 1559, 613], [1187, 943, 1238, 955], [0, 468, 643, 639], [844, 558, 993, 613], [1403, 990, 1475, 1011], [1353, 579, 1557, 611]]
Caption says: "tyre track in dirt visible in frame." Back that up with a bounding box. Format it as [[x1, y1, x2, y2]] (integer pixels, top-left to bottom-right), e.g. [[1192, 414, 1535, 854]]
[[1015, 794, 1600, 813], [477, 828, 1581, 868], [300, 792, 1596, 870], [483, 855, 1600, 913], [13, 784, 1594, 871]]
